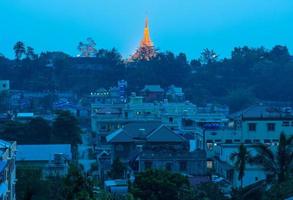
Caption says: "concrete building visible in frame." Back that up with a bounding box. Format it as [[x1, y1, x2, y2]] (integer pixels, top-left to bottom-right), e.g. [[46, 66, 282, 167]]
[[140, 85, 164, 102], [205, 103, 293, 188], [0, 139, 16, 200], [16, 144, 72, 178], [106, 122, 206, 176], [166, 85, 185, 102]]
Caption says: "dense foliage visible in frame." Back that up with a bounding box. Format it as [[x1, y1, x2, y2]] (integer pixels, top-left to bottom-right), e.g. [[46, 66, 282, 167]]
[[0, 111, 81, 146], [130, 169, 226, 200], [1, 43, 293, 111], [107, 157, 126, 179], [16, 165, 95, 200]]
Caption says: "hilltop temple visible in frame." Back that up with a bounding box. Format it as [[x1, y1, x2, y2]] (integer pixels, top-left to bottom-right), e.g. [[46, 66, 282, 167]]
[[130, 17, 157, 61]]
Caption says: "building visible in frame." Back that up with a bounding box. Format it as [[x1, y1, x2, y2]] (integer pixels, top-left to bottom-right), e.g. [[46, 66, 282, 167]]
[[140, 85, 164, 102], [106, 122, 206, 176], [91, 97, 201, 145], [16, 144, 72, 178], [91, 96, 228, 148], [166, 85, 185, 102], [130, 17, 157, 61], [205, 103, 293, 188], [0, 139, 16, 200], [0, 81, 9, 94]]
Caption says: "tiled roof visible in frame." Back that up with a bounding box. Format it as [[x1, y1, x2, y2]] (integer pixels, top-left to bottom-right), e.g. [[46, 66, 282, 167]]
[[141, 85, 164, 92], [107, 122, 185, 143]]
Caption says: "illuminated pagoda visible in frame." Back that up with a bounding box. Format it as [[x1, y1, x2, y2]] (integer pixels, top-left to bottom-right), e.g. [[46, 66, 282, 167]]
[[130, 17, 157, 61]]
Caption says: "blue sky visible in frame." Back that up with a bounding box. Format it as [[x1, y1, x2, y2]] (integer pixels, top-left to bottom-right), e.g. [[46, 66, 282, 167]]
[[0, 0, 293, 59]]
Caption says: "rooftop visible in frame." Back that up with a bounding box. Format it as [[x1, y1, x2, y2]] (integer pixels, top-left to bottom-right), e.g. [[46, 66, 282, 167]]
[[16, 144, 72, 161]]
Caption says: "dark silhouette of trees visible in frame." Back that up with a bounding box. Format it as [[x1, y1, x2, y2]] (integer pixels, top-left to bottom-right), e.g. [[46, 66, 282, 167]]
[[252, 133, 293, 183], [25, 46, 38, 60], [108, 157, 126, 179], [1, 44, 293, 111], [200, 48, 218, 64], [52, 111, 81, 147], [230, 144, 252, 189], [13, 41, 26, 61], [131, 169, 190, 200]]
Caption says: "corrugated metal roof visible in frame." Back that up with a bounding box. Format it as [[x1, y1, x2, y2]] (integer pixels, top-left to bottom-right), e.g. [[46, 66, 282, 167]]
[[16, 144, 72, 161]]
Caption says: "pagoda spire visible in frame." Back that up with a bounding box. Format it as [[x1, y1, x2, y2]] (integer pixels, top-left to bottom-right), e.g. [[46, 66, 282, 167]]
[[129, 16, 157, 61], [140, 16, 153, 47]]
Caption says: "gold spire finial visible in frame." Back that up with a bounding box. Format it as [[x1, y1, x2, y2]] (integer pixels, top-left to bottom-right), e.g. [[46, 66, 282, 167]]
[[140, 16, 153, 47], [145, 16, 148, 28]]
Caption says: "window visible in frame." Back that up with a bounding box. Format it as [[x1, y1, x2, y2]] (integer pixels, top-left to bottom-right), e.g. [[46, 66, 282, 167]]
[[248, 123, 256, 131], [207, 160, 213, 169], [244, 139, 252, 144], [225, 139, 232, 144], [179, 161, 187, 171], [253, 139, 260, 143], [226, 169, 234, 182], [211, 132, 217, 136], [165, 163, 172, 171], [100, 136, 106, 144], [267, 123, 275, 132], [169, 117, 174, 123], [282, 121, 289, 126], [144, 161, 152, 169], [116, 144, 124, 151], [206, 142, 213, 150]]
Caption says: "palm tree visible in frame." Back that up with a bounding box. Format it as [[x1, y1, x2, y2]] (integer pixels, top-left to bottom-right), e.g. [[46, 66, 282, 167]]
[[252, 132, 293, 183], [13, 41, 26, 61], [230, 144, 252, 188]]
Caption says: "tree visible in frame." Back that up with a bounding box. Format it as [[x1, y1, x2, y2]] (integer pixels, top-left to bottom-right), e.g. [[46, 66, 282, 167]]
[[131, 169, 190, 200], [192, 182, 227, 200], [230, 144, 252, 188], [108, 157, 126, 179], [200, 48, 218, 65], [26, 46, 38, 60], [263, 179, 293, 200], [13, 41, 26, 61], [62, 165, 95, 200], [27, 117, 52, 144], [52, 110, 81, 147], [252, 132, 293, 183]]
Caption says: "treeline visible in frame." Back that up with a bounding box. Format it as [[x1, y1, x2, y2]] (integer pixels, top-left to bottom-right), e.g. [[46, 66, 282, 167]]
[[1, 42, 293, 111], [0, 111, 81, 146]]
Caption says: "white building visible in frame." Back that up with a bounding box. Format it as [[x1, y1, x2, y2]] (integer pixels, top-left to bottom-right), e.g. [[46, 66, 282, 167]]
[[205, 103, 293, 188], [0, 139, 16, 200]]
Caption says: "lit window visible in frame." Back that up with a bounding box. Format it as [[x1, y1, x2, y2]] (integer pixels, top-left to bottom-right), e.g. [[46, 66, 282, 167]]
[[207, 160, 213, 169], [206, 143, 213, 150]]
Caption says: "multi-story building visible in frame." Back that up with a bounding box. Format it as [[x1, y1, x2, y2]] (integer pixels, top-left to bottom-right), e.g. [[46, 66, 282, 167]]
[[106, 122, 206, 176], [91, 95, 202, 145], [205, 103, 293, 188], [0, 139, 16, 200], [16, 144, 72, 178]]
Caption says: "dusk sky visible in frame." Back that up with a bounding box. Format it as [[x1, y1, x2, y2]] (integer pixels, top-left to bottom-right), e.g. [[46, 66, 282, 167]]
[[1, 0, 293, 59]]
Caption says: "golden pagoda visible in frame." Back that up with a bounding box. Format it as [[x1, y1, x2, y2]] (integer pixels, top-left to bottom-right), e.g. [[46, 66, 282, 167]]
[[131, 17, 157, 61]]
